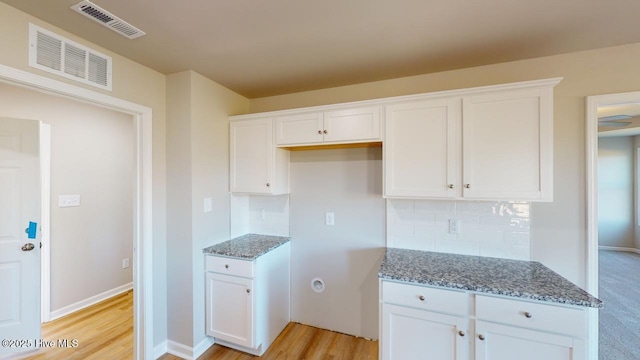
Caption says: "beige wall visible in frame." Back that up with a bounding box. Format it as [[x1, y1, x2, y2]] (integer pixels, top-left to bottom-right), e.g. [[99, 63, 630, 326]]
[[289, 148, 384, 339], [0, 2, 168, 346], [251, 42, 640, 287], [598, 136, 635, 248], [166, 71, 249, 347], [0, 82, 134, 311]]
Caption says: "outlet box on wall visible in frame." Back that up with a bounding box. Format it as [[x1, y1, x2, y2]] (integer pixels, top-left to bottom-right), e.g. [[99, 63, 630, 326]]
[[122, 258, 130, 269]]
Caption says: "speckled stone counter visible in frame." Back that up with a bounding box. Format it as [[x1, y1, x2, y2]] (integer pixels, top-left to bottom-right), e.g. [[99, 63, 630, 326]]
[[379, 248, 602, 308], [203, 233, 290, 260]]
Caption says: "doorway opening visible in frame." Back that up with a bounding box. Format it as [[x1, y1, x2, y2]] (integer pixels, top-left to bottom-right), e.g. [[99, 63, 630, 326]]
[[0, 64, 153, 359], [586, 92, 640, 359]]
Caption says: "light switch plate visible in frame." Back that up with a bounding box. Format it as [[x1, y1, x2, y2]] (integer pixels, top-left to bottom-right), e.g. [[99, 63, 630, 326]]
[[58, 195, 80, 207], [204, 197, 212, 213]]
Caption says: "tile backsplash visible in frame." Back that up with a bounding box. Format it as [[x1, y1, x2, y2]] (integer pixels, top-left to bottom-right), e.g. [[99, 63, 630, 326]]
[[386, 199, 530, 260], [230, 194, 290, 238]]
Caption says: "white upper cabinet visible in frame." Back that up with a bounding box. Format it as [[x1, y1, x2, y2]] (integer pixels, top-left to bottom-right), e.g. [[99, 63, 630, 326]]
[[384, 79, 558, 202], [230, 118, 289, 194], [384, 98, 460, 198], [462, 87, 553, 201], [275, 106, 381, 146]]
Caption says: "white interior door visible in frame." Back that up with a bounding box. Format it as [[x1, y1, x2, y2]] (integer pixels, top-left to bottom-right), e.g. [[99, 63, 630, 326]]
[[0, 118, 41, 357]]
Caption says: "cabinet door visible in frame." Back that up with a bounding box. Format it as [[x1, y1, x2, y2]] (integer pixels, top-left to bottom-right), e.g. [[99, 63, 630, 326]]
[[206, 272, 255, 348], [275, 112, 323, 145], [381, 303, 468, 360], [475, 321, 585, 360], [323, 106, 381, 143], [384, 98, 460, 198], [230, 118, 274, 194], [462, 88, 553, 201]]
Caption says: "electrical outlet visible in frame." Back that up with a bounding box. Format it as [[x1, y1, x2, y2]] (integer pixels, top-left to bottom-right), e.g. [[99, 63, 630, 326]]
[[122, 258, 130, 269], [325, 212, 335, 226], [449, 219, 460, 234]]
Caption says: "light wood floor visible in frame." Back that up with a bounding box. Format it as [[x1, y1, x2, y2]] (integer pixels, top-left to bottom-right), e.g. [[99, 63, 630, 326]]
[[22, 289, 376, 360], [160, 322, 378, 360], [26, 290, 133, 360]]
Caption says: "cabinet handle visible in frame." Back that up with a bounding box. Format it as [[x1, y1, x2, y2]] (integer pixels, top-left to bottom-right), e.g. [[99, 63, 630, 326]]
[[458, 331, 465, 337], [318, 130, 322, 135], [524, 312, 533, 318], [323, 130, 328, 134], [418, 295, 425, 301], [478, 334, 485, 341], [464, 184, 471, 189], [246, 289, 251, 294], [448, 184, 454, 189], [224, 264, 229, 269], [266, 183, 270, 187]]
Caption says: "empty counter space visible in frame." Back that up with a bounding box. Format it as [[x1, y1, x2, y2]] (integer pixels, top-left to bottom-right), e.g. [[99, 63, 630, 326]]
[[378, 248, 602, 360], [203, 234, 291, 356]]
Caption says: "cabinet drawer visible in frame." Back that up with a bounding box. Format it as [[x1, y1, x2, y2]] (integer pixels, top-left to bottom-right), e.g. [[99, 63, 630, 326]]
[[381, 281, 467, 315], [475, 295, 587, 337], [206, 256, 254, 278]]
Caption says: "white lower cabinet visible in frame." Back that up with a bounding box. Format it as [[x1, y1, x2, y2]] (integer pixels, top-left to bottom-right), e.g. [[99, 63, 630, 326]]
[[205, 243, 290, 355], [382, 304, 468, 360], [475, 321, 585, 360], [380, 280, 588, 360]]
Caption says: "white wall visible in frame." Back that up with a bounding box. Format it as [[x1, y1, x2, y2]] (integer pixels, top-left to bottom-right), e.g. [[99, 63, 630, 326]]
[[166, 71, 250, 350], [289, 147, 385, 339], [598, 136, 635, 248], [0, 82, 134, 311]]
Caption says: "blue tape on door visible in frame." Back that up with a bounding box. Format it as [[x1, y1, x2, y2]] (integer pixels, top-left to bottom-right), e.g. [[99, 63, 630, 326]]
[[26, 221, 37, 239]]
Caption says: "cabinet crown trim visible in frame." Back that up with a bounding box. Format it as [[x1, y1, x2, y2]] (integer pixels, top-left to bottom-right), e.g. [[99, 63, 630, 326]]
[[229, 77, 563, 121]]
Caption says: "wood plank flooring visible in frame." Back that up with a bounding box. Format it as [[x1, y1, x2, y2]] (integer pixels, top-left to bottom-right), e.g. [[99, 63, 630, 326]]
[[25, 290, 133, 360], [159, 322, 378, 360]]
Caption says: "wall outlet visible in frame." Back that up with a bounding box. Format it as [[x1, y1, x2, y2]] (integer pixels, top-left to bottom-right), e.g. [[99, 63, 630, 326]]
[[325, 212, 335, 226], [449, 219, 460, 234], [203, 197, 212, 213], [122, 258, 130, 269], [58, 194, 80, 207]]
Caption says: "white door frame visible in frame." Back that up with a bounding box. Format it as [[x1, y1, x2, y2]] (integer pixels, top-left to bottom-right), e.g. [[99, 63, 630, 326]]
[[0, 64, 154, 360], [585, 90, 640, 360], [40, 122, 51, 323]]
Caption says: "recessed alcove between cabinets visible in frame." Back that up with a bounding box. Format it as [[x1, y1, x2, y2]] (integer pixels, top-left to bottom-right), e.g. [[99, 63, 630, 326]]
[[226, 78, 560, 343]]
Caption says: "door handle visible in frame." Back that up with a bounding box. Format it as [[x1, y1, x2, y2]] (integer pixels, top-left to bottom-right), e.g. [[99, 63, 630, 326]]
[[22, 243, 35, 251]]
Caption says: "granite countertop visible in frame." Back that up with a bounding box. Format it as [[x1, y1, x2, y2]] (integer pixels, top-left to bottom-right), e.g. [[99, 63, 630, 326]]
[[379, 248, 603, 308], [202, 233, 290, 260]]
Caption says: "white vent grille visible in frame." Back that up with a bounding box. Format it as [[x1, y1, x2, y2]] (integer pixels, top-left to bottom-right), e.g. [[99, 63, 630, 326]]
[[71, 1, 145, 40], [29, 24, 112, 91]]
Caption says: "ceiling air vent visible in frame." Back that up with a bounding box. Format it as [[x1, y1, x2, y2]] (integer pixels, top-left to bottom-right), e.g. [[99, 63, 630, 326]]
[[71, 1, 145, 40], [28, 24, 112, 91]]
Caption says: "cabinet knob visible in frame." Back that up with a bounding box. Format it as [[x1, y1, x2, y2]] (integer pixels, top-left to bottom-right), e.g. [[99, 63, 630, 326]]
[[225, 264, 229, 269], [464, 184, 471, 189], [418, 295, 425, 301], [266, 183, 270, 187], [246, 289, 251, 294], [448, 184, 454, 189], [458, 331, 465, 337], [524, 312, 533, 318], [323, 129, 328, 134], [478, 334, 485, 341], [318, 130, 322, 135]]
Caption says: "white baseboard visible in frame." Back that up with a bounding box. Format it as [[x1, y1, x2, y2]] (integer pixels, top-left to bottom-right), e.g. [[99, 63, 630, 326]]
[[160, 337, 215, 360], [49, 282, 133, 321], [598, 245, 640, 254], [153, 341, 168, 360], [193, 337, 215, 359]]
